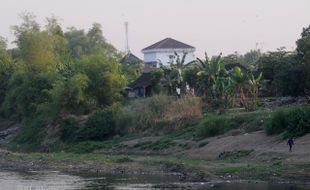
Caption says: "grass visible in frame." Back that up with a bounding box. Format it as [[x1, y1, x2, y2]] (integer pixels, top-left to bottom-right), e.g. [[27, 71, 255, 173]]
[[4, 149, 310, 180], [209, 163, 283, 176], [134, 139, 176, 151], [218, 149, 254, 160]]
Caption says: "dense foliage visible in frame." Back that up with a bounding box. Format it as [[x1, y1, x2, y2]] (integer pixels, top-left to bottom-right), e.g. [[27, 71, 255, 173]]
[[266, 106, 310, 138], [0, 13, 127, 150], [0, 13, 125, 120], [1, 13, 310, 151]]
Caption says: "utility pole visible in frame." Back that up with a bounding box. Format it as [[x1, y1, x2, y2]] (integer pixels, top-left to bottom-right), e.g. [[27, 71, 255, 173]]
[[125, 22, 129, 53]]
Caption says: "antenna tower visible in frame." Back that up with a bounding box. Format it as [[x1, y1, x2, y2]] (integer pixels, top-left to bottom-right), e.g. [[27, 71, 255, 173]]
[[125, 22, 129, 53]]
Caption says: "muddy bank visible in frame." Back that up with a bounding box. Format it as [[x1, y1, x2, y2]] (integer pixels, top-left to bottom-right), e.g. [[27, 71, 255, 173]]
[[0, 149, 208, 182], [0, 149, 310, 185]]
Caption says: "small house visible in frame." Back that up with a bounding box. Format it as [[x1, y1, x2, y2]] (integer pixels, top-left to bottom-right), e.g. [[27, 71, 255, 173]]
[[141, 38, 196, 67]]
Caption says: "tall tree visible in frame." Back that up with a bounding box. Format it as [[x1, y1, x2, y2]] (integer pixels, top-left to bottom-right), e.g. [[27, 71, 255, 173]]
[[0, 37, 14, 107], [296, 25, 310, 103], [87, 23, 120, 59]]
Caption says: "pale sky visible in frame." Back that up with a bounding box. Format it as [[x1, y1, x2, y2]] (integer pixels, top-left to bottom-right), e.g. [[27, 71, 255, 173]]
[[1, 0, 310, 58]]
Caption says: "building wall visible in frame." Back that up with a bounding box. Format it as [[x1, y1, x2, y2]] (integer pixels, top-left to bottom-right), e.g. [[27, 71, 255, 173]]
[[144, 52, 157, 62], [143, 48, 195, 67]]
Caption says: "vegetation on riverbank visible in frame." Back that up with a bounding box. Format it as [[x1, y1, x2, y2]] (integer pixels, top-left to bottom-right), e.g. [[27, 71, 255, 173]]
[[0, 13, 309, 171]]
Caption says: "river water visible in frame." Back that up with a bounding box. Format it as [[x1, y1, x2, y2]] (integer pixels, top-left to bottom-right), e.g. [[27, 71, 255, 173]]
[[0, 170, 309, 190]]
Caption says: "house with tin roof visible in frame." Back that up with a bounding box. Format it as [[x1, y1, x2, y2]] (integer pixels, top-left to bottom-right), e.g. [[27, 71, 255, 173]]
[[141, 38, 196, 68]]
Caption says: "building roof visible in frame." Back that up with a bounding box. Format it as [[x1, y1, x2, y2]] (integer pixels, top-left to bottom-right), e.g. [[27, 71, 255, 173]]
[[142, 38, 195, 51], [120, 51, 142, 64], [130, 72, 153, 88]]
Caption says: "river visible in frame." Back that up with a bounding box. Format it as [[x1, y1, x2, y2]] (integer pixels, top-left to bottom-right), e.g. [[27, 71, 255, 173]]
[[0, 170, 309, 190]]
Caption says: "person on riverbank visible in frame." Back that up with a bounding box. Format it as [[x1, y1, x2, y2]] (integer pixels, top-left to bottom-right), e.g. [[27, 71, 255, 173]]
[[287, 137, 294, 152]]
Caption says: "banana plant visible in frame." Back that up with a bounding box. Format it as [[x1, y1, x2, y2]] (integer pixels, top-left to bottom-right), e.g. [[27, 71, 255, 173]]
[[230, 66, 248, 109], [248, 72, 263, 110], [160, 52, 187, 95], [216, 75, 235, 109], [196, 53, 224, 104], [159, 63, 173, 94], [173, 51, 187, 87]]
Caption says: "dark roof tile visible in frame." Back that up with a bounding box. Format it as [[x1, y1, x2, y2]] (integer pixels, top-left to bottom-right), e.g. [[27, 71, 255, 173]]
[[142, 38, 194, 51]]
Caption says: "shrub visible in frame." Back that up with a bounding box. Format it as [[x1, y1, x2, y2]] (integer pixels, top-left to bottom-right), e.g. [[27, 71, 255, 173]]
[[196, 114, 238, 138], [115, 110, 134, 134], [12, 115, 47, 151], [75, 107, 117, 141], [60, 115, 79, 141], [266, 107, 310, 138], [284, 107, 310, 138], [266, 110, 288, 135]]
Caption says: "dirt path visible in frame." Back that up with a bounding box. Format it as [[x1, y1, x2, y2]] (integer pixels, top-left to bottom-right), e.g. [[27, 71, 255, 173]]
[[185, 131, 310, 162]]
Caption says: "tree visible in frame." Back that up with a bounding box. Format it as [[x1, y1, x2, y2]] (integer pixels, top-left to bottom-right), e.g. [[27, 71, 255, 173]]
[[12, 13, 63, 73], [65, 23, 120, 60], [0, 36, 11, 65], [49, 73, 90, 114], [0, 37, 14, 108], [65, 27, 89, 59], [222, 52, 244, 65], [296, 25, 310, 103], [244, 49, 262, 65], [3, 71, 57, 119], [11, 12, 40, 40], [257, 48, 303, 96], [87, 23, 119, 58], [45, 16, 69, 62], [77, 54, 126, 106]]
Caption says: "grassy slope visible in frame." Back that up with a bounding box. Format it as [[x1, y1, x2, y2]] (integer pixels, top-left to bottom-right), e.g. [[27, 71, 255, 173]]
[[2, 105, 310, 182]]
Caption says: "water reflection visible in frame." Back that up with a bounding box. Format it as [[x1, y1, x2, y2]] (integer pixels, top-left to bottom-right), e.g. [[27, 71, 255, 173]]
[[0, 171, 84, 190], [0, 171, 309, 190]]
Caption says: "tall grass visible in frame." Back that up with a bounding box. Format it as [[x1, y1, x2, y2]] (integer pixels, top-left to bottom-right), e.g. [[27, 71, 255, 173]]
[[122, 94, 203, 132], [61, 95, 203, 142]]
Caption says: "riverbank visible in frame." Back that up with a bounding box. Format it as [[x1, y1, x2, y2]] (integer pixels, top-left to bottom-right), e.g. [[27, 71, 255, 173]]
[[1, 105, 310, 185], [1, 149, 310, 184]]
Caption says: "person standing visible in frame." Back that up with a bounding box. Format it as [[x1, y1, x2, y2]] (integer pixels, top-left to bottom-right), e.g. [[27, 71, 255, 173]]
[[287, 137, 294, 152]]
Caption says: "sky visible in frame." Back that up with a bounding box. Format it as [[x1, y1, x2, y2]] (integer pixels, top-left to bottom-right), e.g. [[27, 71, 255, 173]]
[[1, 0, 310, 58]]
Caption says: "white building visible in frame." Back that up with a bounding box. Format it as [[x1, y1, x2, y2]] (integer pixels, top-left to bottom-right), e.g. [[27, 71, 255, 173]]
[[141, 38, 196, 67]]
